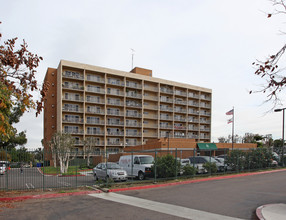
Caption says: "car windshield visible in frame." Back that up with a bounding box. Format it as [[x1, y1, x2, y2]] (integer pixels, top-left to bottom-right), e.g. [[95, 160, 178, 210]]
[[106, 163, 121, 169], [139, 156, 154, 164], [203, 157, 217, 163]]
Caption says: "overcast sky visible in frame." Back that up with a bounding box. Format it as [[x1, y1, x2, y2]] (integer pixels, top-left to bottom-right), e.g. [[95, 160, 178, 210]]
[[1, 0, 286, 149]]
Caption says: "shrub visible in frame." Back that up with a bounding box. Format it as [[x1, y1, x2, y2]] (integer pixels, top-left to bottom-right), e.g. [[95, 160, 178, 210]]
[[182, 164, 197, 176], [226, 150, 246, 171], [203, 162, 217, 173], [151, 154, 181, 178]]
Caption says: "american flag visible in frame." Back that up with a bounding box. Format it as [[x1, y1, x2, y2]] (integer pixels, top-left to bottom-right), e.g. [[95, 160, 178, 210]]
[[226, 109, 233, 115], [227, 118, 233, 124]]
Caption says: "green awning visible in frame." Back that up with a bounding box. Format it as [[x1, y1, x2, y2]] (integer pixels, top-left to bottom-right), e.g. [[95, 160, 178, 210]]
[[197, 143, 218, 150]]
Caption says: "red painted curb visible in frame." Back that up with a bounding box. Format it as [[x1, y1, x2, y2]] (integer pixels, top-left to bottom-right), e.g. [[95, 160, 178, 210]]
[[0, 190, 101, 202], [109, 168, 286, 193]]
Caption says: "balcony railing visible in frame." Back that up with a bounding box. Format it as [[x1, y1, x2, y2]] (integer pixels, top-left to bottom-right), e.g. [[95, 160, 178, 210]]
[[126, 113, 142, 118], [200, 128, 210, 132], [63, 96, 84, 102], [188, 110, 199, 115], [126, 133, 141, 137], [188, 134, 198, 139], [107, 142, 124, 146], [126, 82, 142, 89], [63, 130, 84, 135], [86, 87, 105, 94], [106, 132, 124, 136], [174, 109, 187, 114], [107, 111, 124, 116], [160, 107, 173, 112], [188, 93, 199, 99], [144, 105, 158, 110], [86, 131, 105, 135], [143, 114, 158, 119], [62, 107, 84, 113], [160, 125, 173, 129], [160, 116, 172, 121], [200, 112, 211, 116], [175, 91, 187, 96], [174, 117, 186, 122], [126, 93, 142, 99], [143, 124, 158, 128], [175, 100, 187, 105], [86, 98, 105, 104], [107, 91, 124, 96], [107, 80, 124, 86], [63, 118, 84, 123], [144, 95, 158, 101], [86, 76, 105, 83], [174, 125, 186, 130], [126, 122, 140, 127], [63, 72, 84, 80], [86, 120, 104, 125], [107, 101, 124, 106], [126, 102, 142, 108], [200, 96, 211, 101], [188, 127, 199, 131], [188, 102, 199, 107], [160, 88, 173, 94], [86, 109, 105, 115], [143, 133, 158, 138], [144, 85, 158, 92], [200, 103, 211, 108], [200, 120, 211, 124], [188, 119, 199, 123], [63, 84, 84, 91], [107, 121, 124, 126]]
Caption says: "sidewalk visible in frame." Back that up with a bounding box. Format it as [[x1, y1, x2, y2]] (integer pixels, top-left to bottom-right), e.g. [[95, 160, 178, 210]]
[[256, 203, 286, 220]]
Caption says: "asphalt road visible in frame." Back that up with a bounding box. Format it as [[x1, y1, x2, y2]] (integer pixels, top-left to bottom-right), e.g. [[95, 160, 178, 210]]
[[0, 168, 94, 190], [1, 170, 286, 219]]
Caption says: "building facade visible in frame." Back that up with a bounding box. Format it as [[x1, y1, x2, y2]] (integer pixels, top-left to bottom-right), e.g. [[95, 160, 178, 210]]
[[43, 60, 212, 154]]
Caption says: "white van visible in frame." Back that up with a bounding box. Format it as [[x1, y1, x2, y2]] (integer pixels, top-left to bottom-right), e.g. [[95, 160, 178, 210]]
[[119, 155, 154, 180]]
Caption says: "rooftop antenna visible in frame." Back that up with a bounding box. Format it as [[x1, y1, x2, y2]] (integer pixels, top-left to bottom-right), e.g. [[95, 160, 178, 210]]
[[130, 48, 135, 69]]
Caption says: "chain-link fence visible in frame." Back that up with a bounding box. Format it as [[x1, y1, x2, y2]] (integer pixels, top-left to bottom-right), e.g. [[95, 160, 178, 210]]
[[0, 148, 284, 191]]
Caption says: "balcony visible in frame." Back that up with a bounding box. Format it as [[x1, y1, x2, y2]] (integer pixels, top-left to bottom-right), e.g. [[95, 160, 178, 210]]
[[160, 98, 173, 104], [126, 122, 140, 127], [200, 111, 211, 116], [63, 84, 84, 91], [63, 118, 84, 124], [160, 88, 173, 94], [126, 93, 142, 99], [174, 109, 187, 114], [188, 118, 199, 123], [160, 116, 172, 121], [200, 128, 210, 132], [63, 71, 84, 80], [126, 102, 142, 108], [175, 91, 187, 97], [107, 101, 124, 106], [126, 132, 141, 137], [200, 119, 211, 124], [86, 98, 105, 104], [200, 95, 211, 101], [63, 96, 84, 102], [107, 141, 124, 146], [175, 100, 186, 105], [200, 103, 211, 109], [86, 109, 105, 115], [143, 114, 158, 119], [188, 110, 199, 115], [144, 104, 158, 110], [107, 121, 124, 126], [160, 107, 173, 112], [144, 85, 158, 92], [188, 93, 199, 99], [74, 140, 84, 146], [143, 124, 158, 128], [174, 125, 186, 130], [86, 131, 105, 135], [63, 130, 84, 135], [86, 75, 105, 84], [86, 87, 105, 94], [126, 113, 142, 118], [62, 107, 84, 113], [107, 79, 124, 86], [86, 120, 104, 125], [126, 81, 142, 89], [160, 125, 173, 129], [188, 127, 199, 131], [188, 134, 198, 139], [143, 133, 158, 138], [107, 90, 124, 96], [107, 111, 124, 116], [174, 117, 186, 122], [188, 101, 199, 107], [106, 132, 124, 136]]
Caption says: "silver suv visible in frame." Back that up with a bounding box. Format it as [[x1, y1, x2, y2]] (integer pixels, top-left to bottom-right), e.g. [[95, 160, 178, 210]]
[[189, 156, 225, 173]]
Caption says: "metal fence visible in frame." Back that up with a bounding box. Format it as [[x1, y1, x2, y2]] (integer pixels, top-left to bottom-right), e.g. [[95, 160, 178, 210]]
[[0, 148, 283, 191]]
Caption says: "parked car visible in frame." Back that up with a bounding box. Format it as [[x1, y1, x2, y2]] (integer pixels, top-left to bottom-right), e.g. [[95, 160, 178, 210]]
[[189, 156, 226, 173], [119, 155, 154, 180], [93, 162, 127, 182], [214, 157, 231, 171]]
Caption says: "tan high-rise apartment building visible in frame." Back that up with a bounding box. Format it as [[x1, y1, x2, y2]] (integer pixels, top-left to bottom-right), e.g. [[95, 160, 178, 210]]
[[43, 60, 212, 154]]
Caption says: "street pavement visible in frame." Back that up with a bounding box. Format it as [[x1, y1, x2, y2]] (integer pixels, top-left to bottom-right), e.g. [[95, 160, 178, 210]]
[[1, 169, 286, 219]]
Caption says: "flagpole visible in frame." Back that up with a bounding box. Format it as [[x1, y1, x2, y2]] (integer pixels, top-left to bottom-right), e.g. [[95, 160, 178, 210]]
[[232, 107, 234, 151]]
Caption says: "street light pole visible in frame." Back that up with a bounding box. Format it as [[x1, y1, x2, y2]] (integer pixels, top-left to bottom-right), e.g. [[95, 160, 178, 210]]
[[274, 108, 286, 166]]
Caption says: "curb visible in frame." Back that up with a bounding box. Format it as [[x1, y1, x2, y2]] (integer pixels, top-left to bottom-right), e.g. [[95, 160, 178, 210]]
[[256, 205, 266, 220], [1, 168, 285, 202]]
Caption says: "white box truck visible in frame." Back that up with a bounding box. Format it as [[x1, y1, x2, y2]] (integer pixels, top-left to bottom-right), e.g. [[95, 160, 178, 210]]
[[119, 155, 154, 180]]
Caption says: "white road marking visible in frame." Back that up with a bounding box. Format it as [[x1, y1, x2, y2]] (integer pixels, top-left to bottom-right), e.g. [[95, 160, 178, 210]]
[[25, 183, 35, 189], [89, 193, 243, 220]]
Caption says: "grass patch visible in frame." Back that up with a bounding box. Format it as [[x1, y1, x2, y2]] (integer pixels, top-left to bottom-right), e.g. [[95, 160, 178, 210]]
[[41, 166, 91, 175]]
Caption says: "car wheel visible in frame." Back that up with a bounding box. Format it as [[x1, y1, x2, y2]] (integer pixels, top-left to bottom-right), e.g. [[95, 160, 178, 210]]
[[138, 172, 144, 181], [105, 175, 109, 182]]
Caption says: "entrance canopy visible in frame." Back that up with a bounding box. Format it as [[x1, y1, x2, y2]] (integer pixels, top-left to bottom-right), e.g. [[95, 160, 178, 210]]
[[197, 143, 218, 150]]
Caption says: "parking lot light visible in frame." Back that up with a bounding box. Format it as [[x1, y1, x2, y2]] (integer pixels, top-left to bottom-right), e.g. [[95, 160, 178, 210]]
[[274, 108, 286, 166]]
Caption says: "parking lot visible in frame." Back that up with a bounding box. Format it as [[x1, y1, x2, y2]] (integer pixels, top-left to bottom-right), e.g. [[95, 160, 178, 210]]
[[0, 167, 94, 190]]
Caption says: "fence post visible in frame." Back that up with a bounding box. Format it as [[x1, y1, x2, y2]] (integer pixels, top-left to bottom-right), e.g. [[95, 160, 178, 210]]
[[154, 149, 157, 183], [175, 148, 177, 179], [5, 147, 8, 191], [131, 151, 134, 183], [75, 151, 78, 188], [43, 148, 45, 191]]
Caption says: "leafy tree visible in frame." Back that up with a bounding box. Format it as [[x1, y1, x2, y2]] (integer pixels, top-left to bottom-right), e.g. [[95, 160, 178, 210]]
[[83, 137, 97, 167], [226, 150, 246, 171], [182, 164, 197, 176], [49, 132, 75, 174], [0, 21, 49, 142], [251, 0, 286, 105]]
